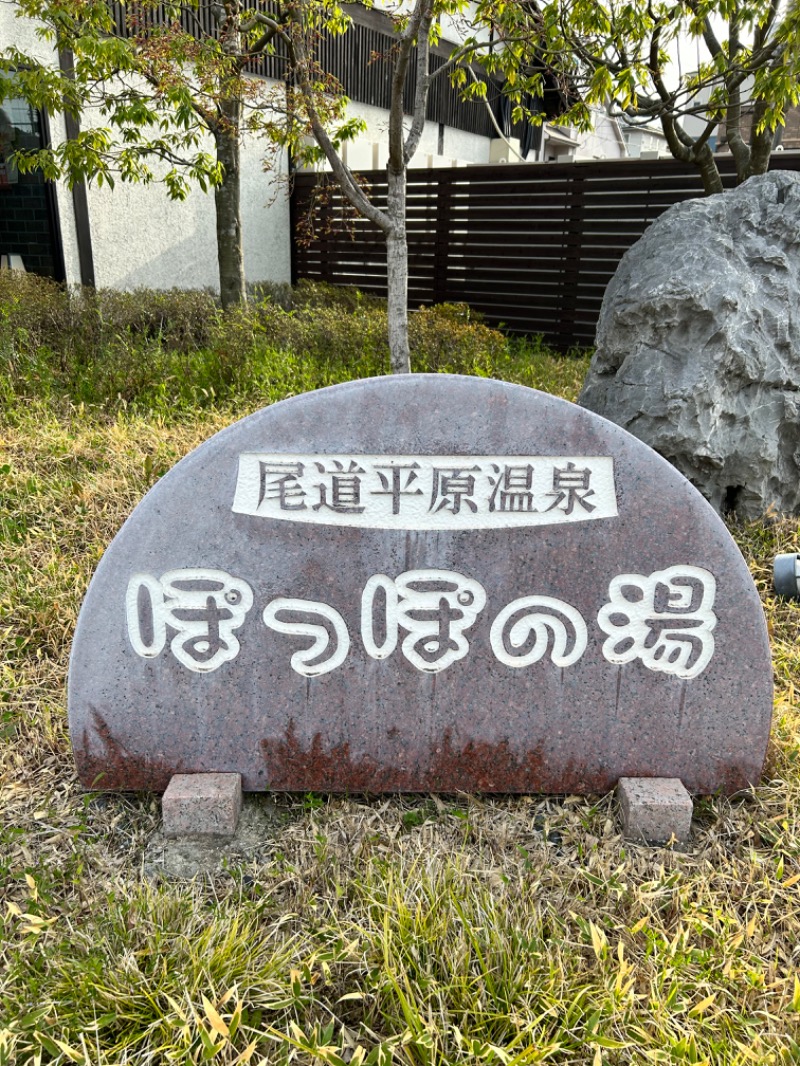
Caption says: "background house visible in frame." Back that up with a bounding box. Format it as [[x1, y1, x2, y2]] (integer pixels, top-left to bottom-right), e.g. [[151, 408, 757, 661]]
[[717, 101, 800, 153], [619, 121, 671, 159]]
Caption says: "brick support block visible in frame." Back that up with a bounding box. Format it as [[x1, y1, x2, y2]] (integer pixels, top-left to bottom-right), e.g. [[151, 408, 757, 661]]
[[162, 773, 242, 838], [617, 777, 693, 844]]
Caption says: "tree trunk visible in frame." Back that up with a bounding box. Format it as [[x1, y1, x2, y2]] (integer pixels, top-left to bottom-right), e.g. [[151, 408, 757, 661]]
[[746, 113, 775, 180], [214, 96, 246, 309], [696, 143, 724, 196], [386, 165, 411, 374]]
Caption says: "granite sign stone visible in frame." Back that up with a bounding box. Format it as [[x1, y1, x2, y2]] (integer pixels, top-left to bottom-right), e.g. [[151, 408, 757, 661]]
[[68, 375, 773, 795]]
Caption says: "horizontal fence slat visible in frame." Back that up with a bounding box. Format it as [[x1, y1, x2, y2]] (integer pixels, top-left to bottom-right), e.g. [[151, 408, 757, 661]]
[[292, 154, 800, 347]]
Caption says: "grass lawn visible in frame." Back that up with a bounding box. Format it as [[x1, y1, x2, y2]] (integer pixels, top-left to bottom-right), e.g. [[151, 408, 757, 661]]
[[2, 278, 800, 1065]]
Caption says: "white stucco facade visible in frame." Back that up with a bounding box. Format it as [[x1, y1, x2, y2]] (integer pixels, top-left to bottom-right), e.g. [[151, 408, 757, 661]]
[[337, 100, 492, 171], [83, 115, 291, 291]]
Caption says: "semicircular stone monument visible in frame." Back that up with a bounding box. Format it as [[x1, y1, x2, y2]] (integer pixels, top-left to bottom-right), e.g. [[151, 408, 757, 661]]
[[69, 375, 772, 797]]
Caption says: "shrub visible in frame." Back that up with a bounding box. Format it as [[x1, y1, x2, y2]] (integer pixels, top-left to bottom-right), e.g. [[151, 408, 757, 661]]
[[409, 303, 507, 374], [83, 287, 222, 353], [0, 274, 584, 414], [0, 273, 221, 357], [0, 270, 72, 358]]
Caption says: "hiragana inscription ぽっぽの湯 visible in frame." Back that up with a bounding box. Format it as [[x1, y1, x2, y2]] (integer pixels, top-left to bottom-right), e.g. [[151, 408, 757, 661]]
[[68, 376, 773, 795], [125, 569, 254, 672], [126, 564, 716, 681]]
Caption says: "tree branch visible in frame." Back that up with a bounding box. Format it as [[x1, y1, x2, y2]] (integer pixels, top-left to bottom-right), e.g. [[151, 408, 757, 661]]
[[659, 113, 691, 162], [288, 0, 389, 232], [754, 0, 782, 50], [689, 115, 718, 156], [388, 0, 431, 173], [427, 39, 485, 82], [403, 0, 435, 165], [466, 65, 525, 160], [747, 94, 777, 177], [723, 46, 750, 172]]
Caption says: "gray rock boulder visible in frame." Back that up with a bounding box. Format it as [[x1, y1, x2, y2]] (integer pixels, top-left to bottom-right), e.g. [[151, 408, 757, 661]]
[[579, 170, 800, 519]]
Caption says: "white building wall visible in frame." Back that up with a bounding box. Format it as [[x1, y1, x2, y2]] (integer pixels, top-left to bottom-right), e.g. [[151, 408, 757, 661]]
[[371, 1, 489, 48], [83, 108, 291, 291], [334, 99, 492, 171], [439, 121, 492, 165], [574, 109, 626, 160], [438, 2, 490, 48], [622, 126, 671, 158]]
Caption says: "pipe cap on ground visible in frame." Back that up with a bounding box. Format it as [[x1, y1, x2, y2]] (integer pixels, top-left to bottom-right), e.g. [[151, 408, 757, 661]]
[[773, 553, 799, 598]]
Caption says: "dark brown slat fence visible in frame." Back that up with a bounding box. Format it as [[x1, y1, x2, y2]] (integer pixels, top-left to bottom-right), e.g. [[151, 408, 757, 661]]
[[292, 154, 800, 349]]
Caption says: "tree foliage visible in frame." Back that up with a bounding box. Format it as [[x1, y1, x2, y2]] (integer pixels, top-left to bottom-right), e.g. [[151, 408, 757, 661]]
[[488, 0, 800, 194], [283, 0, 557, 372], [286, 0, 473, 373]]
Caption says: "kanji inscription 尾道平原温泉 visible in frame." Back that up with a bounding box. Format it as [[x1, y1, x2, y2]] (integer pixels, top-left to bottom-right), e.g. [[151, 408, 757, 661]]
[[232, 454, 617, 529]]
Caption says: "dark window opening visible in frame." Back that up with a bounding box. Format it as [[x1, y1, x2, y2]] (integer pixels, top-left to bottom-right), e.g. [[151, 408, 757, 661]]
[[0, 88, 65, 281]]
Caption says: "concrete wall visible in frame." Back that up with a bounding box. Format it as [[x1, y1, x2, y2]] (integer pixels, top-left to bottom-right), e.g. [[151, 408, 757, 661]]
[[332, 100, 493, 171]]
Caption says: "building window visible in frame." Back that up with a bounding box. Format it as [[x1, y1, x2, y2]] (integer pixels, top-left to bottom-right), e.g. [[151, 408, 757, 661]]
[[0, 96, 42, 187], [0, 87, 65, 280]]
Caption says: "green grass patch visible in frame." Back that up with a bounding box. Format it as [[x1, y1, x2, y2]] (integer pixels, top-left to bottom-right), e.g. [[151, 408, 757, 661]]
[[2, 279, 799, 1064]]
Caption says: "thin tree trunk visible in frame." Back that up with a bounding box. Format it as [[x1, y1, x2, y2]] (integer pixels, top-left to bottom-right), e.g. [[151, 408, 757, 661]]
[[696, 143, 724, 196], [746, 98, 776, 180], [746, 130, 775, 180], [214, 96, 246, 309], [386, 165, 411, 374]]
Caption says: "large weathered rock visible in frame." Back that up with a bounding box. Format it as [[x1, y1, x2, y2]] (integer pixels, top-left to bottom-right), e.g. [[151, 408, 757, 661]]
[[579, 171, 800, 519]]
